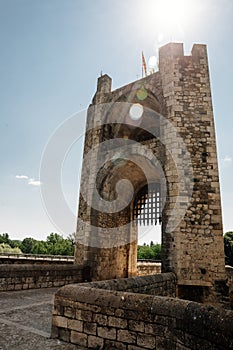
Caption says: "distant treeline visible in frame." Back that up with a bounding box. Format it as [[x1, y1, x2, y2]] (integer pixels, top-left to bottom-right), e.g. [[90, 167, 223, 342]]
[[137, 241, 161, 260], [0, 231, 233, 265], [0, 232, 75, 256]]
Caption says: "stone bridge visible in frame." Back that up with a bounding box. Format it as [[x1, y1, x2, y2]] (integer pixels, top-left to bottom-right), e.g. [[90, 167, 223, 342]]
[[0, 287, 84, 350], [0, 253, 74, 265]]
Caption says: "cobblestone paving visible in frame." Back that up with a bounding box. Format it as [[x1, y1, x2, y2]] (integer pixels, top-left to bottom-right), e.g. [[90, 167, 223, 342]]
[[0, 288, 84, 349]]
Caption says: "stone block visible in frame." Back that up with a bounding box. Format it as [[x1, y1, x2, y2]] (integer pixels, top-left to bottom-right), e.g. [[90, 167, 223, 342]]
[[88, 335, 104, 348], [84, 322, 97, 335], [108, 316, 127, 329], [25, 277, 34, 284], [128, 320, 145, 333], [117, 329, 136, 344], [105, 340, 127, 349], [93, 313, 108, 325], [14, 284, 22, 291], [64, 306, 75, 318], [115, 309, 125, 318], [58, 328, 70, 342], [145, 322, 165, 335], [97, 326, 116, 340], [70, 331, 87, 347], [137, 333, 156, 349], [68, 319, 83, 332], [53, 304, 64, 316], [54, 281, 62, 287], [81, 309, 93, 322], [52, 315, 68, 328], [75, 309, 82, 320]]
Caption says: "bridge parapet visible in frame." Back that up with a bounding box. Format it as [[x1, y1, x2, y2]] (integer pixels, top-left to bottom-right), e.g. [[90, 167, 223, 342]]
[[0, 253, 74, 264]]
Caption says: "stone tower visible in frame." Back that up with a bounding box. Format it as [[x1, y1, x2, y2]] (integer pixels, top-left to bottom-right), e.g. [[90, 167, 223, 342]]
[[75, 43, 226, 302]]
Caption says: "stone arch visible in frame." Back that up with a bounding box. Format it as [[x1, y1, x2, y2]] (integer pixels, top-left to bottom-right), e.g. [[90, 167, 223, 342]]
[[77, 80, 183, 279], [88, 151, 165, 279], [88, 86, 174, 278], [102, 88, 161, 142]]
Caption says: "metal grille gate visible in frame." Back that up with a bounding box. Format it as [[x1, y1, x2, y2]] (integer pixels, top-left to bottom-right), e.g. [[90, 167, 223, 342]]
[[133, 183, 161, 226]]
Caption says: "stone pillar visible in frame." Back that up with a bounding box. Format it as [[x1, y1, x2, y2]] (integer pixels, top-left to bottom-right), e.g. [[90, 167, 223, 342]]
[[159, 43, 226, 302]]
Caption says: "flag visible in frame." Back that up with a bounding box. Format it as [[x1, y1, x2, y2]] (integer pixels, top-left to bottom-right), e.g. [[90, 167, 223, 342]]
[[142, 52, 147, 77]]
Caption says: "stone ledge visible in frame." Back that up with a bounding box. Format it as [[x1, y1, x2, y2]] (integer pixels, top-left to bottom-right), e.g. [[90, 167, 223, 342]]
[[0, 264, 84, 291], [52, 274, 233, 349]]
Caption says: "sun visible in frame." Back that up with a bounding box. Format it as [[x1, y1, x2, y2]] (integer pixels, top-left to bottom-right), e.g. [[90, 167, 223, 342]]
[[156, 0, 189, 39], [142, 0, 195, 42], [157, 0, 186, 24]]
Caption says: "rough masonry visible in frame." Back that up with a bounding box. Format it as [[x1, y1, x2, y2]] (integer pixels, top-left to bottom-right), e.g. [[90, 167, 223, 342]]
[[75, 42, 226, 303], [51, 274, 233, 349]]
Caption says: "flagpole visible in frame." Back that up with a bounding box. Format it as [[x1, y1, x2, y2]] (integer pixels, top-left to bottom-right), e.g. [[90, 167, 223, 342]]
[[142, 52, 143, 78], [142, 51, 147, 78]]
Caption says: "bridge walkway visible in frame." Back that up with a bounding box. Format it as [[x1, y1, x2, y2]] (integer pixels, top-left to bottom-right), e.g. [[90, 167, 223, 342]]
[[0, 287, 83, 350]]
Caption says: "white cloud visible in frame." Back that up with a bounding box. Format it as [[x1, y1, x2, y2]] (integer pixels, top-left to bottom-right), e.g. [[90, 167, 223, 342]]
[[15, 175, 29, 179], [15, 174, 42, 187], [28, 179, 42, 187]]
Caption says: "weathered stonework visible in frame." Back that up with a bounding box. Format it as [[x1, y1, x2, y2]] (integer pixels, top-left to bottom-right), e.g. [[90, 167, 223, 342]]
[[51, 274, 233, 350], [75, 42, 226, 302], [0, 264, 85, 291], [137, 261, 161, 276]]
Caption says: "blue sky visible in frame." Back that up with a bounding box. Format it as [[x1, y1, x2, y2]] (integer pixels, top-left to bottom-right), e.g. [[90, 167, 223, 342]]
[[0, 0, 233, 242]]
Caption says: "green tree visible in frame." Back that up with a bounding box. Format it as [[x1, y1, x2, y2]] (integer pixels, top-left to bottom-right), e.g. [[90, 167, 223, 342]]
[[46, 233, 74, 256], [0, 243, 22, 254], [10, 240, 22, 249], [137, 243, 161, 260], [151, 243, 161, 260], [21, 237, 37, 254], [0, 232, 75, 256], [0, 233, 11, 245], [224, 231, 233, 266], [31, 241, 48, 254], [0, 233, 22, 250]]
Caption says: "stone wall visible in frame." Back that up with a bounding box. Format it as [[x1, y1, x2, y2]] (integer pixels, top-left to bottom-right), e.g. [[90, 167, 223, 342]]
[[0, 258, 161, 292], [51, 273, 233, 349], [0, 254, 74, 265], [137, 261, 161, 275], [0, 264, 85, 291], [78, 272, 176, 296], [0, 254, 162, 276]]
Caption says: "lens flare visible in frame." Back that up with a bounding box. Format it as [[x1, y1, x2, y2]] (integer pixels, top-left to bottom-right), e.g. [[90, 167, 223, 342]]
[[148, 56, 157, 68], [129, 103, 143, 120], [137, 87, 148, 101]]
